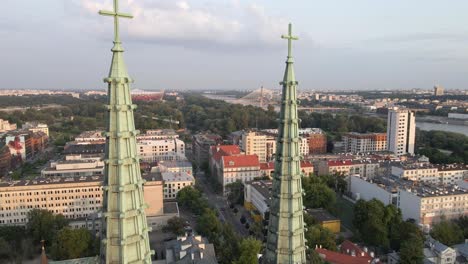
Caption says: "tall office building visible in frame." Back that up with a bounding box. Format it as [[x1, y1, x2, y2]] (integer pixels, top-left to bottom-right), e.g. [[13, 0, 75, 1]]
[[387, 107, 416, 155], [98, 1, 153, 262], [264, 24, 307, 264]]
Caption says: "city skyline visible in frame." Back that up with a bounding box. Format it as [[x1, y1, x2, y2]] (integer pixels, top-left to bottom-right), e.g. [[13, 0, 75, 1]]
[[3, 0, 468, 91]]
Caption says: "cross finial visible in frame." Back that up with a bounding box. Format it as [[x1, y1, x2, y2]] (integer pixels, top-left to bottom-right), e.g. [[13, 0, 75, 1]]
[[281, 23, 299, 58], [99, 0, 133, 43]]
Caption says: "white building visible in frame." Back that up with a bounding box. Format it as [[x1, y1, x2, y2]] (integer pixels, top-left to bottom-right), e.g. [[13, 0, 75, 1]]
[[138, 139, 185, 162], [348, 175, 468, 228], [153, 160, 193, 175], [161, 171, 195, 199], [244, 180, 271, 218], [22, 122, 49, 137], [0, 174, 164, 226], [391, 163, 467, 185], [41, 154, 104, 177], [387, 107, 416, 155], [0, 119, 17, 133]]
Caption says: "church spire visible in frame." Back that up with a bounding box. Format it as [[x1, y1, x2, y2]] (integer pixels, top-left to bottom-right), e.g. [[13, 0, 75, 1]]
[[99, 1, 154, 263], [264, 23, 307, 264]]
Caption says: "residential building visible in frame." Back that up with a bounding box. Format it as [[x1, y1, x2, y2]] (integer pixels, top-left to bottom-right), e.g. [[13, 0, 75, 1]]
[[260, 161, 314, 178], [316, 240, 379, 264], [209, 145, 260, 192], [262, 127, 327, 155], [349, 175, 468, 228], [138, 139, 185, 162], [425, 237, 456, 264], [74, 130, 105, 144], [192, 133, 222, 166], [22, 122, 49, 137], [41, 154, 104, 177], [307, 208, 341, 234], [318, 159, 380, 178], [154, 160, 193, 175], [240, 131, 276, 162], [161, 171, 195, 199], [0, 174, 166, 227], [342, 132, 387, 153], [160, 234, 217, 264], [0, 145, 11, 177], [244, 180, 272, 221], [434, 85, 445, 96], [387, 107, 416, 155], [0, 119, 17, 133], [391, 163, 467, 185]]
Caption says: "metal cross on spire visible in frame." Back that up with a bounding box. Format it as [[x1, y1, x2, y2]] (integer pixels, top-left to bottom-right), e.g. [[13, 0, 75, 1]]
[[281, 23, 299, 58], [99, 0, 133, 43]]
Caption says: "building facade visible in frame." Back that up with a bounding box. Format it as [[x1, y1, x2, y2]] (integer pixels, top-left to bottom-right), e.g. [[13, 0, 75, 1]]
[[342, 132, 387, 153], [387, 107, 416, 155], [161, 171, 195, 199], [0, 119, 17, 133]]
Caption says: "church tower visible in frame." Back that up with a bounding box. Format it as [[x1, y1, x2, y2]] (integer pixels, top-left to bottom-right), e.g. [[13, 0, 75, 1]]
[[264, 23, 307, 264], [99, 1, 154, 263]]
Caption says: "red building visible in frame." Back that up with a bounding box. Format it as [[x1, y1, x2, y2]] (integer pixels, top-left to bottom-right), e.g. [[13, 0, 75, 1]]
[[307, 133, 327, 154]]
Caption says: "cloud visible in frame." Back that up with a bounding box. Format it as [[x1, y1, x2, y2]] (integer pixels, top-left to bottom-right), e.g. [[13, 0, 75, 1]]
[[369, 32, 468, 43], [75, 0, 289, 50]]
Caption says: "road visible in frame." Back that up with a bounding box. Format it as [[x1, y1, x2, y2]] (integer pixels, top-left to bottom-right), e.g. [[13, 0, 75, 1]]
[[195, 170, 250, 237]]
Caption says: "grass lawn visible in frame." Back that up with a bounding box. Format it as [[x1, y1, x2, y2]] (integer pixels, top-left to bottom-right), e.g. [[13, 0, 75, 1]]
[[334, 194, 355, 232]]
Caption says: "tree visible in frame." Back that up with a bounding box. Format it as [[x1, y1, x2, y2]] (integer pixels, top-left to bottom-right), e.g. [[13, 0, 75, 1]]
[[302, 177, 336, 209], [50, 228, 96, 260], [399, 235, 424, 264], [26, 209, 68, 245], [430, 219, 464, 246], [176, 186, 208, 215], [226, 181, 244, 205], [233, 238, 262, 264], [163, 217, 187, 236], [305, 225, 337, 251], [196, 209, 222, 240], [390, 221, 423, 251]]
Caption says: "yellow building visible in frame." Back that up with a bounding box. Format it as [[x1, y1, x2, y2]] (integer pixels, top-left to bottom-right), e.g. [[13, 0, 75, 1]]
[[307, 208, 341, 234]]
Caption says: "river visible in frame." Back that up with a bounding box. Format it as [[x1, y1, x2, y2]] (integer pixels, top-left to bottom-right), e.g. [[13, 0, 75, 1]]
[[416, 122, 468, 135]]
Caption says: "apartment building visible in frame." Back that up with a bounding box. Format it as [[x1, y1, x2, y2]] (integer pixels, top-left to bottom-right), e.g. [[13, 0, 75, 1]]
[[0, 174, 164, 226], [391, 163, 467, 185], [138, 139, 185, 162], [0, 119, 17, 133], [387, 107, 416, 155], [161, 171, 195, 199], [342, 132, 387, 153], [22, 122, 49, 137], [209, 145, 260, 192], [349, 175, 468, 228], [192, 133, 222, 166], [318, 159, 380, 178]]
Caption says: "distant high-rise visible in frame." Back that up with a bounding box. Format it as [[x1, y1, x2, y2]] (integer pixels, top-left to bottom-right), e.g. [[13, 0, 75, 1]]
[[434, 85, 444, 96], [98, 0, 153, 262], [264, 23, 307, 264], [387, 107, 415, 155]]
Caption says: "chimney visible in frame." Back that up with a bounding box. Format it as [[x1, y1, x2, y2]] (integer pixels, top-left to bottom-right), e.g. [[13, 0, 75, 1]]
[[200, 252, 204, 259], [191, 253, 195, 260], [370, 252, 375, 258], [351, 250, 356, 257]]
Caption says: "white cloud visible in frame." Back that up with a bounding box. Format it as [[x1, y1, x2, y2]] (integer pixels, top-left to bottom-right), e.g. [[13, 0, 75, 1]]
[[76, 0, 287, 49]]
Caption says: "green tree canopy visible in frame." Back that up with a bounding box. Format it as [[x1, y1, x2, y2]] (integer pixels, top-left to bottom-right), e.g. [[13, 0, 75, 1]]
[[233, 237, 262, 264], [50, 228, 97, 260], [430, 219, 464, 246], [399, 235, 424, 264], [26, 209, 68, 245]]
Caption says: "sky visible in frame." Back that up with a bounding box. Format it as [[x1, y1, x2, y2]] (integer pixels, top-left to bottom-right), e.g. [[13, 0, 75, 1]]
[[2, 0, 468, 91]]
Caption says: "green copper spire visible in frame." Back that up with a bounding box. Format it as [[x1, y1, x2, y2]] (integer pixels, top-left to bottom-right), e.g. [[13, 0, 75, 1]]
[[99, 1, 154, 263], [264, 23, 307, 264]]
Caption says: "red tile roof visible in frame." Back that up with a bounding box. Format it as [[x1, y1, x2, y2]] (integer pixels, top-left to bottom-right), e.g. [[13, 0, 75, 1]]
[[328, 160, 353, 167], [301, 161, 314, 168], [260, 162, 275, 171], [223, 155, 259, 168], [315, 248, 372, 264], [210, 145, 241, 161]]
